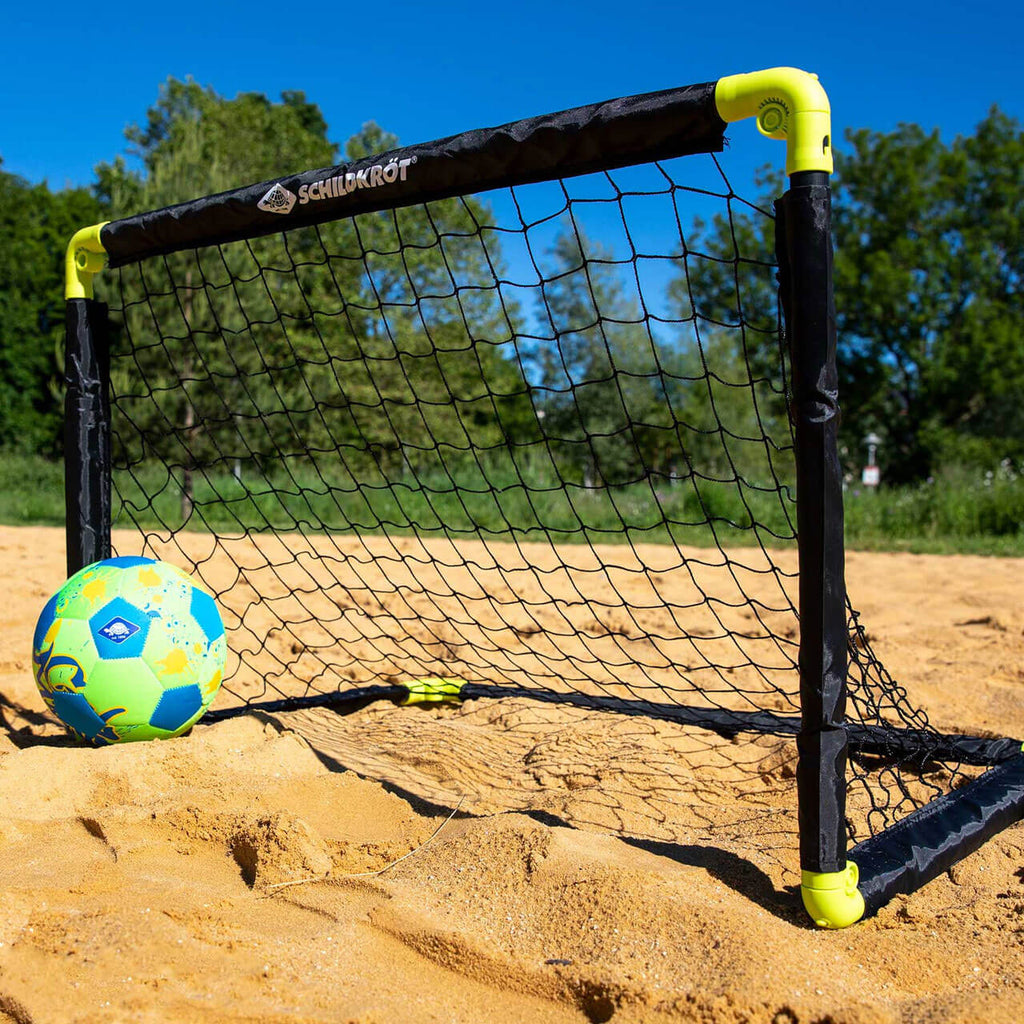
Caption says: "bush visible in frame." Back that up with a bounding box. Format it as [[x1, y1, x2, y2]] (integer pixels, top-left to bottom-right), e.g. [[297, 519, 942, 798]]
[[844, 459, 1024, 554]]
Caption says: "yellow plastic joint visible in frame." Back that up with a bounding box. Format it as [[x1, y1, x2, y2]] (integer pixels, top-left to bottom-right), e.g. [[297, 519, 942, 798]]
[[65, 223, 110, 300], [399, 677, 464, 706], [715, 68, 833, 175], [801, 861, 865, 928]]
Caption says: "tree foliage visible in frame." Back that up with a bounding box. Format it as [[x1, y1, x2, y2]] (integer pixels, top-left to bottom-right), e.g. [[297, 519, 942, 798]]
[[92, 82, 537, 517], [833, 108, 1024, 480], [532, 228, 657, 486], [0, 161, 101, 454], [673, 109, 1024, 483], [96, 78, 336, 213], [663, 171, 791, 487]]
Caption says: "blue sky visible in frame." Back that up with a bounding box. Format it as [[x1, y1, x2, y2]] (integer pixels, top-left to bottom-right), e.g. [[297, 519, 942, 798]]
[[2, 0, 1021, 197]]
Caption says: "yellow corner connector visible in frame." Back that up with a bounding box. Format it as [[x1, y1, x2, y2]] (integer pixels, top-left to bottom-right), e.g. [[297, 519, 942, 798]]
[[801, 861, 865, 929], [715, 68, 833, 176], [400, 677, 464, 706], [65, 223, 110, 300]]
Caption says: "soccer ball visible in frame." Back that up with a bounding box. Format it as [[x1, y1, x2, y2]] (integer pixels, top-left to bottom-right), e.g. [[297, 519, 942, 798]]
[[32, 556, 226, 745]]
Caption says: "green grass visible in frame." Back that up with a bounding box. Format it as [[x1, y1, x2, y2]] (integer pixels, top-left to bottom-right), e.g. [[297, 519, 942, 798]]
[[844, 464, 1024, 556], [2, 451, 1021, 556], [0, 453, 65, 525], [108, 455, 798, 550]]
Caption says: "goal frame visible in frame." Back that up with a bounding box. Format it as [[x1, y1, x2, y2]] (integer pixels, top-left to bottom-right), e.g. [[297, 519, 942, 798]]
[[62, 67, 1024, 927]]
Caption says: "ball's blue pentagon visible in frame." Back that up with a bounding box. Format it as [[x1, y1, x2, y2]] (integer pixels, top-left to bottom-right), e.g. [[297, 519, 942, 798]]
[[50, 689, 112, 741], [189, 587, 225, 645], [33, 591, 61, 652], [149, 683, 204, 731], [89, 596, 151, 660], [104, 555, 157, 569]]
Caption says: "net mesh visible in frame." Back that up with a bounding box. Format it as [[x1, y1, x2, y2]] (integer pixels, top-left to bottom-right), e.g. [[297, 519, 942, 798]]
[[99, 153, 973, 845]]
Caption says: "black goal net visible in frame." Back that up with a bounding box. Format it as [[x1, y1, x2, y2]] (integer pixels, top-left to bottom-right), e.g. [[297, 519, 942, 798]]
[[65, 78, 1022, 920]]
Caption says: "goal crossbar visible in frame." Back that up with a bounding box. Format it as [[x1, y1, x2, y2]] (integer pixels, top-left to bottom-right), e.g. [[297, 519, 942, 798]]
[[83, 83, 727, 271]]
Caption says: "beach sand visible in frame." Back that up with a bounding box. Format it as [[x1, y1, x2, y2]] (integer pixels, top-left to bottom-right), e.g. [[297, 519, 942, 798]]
[[0, 525, 1021, 1022]]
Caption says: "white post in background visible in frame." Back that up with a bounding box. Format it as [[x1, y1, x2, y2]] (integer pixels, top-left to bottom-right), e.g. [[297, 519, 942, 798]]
[[862, 432, 881, 488]]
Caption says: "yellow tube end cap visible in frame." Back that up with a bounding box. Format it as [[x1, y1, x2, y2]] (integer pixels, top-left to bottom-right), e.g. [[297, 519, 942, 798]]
[[801, 862, 866, 929]]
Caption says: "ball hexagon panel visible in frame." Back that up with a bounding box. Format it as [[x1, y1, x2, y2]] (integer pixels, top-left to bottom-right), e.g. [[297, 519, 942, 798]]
[[140, 615, 206, 690], [123, 562, 170, 598], [49, 690, 122, 743], [149, 684, 205, 732], [190, 588, 225, 645], [83, 657, 166, 726], [56, 563, 126, 620], [89, 596, 153, 660]]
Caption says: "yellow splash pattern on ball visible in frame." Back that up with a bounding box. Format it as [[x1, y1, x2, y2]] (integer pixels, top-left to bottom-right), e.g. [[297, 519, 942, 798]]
[[201, 668, 223, 701], [156, 648, 190, 677], [137, 567, 163, 587], [81, 578, 108, 603], [42, 619, 60, 648]]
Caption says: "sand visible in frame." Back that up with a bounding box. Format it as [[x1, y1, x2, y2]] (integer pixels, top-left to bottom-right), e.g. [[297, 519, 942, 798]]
[[0, 524, 1021, 1023]]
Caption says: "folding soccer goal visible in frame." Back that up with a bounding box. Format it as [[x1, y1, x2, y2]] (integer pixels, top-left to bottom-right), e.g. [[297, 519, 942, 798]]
[[63, 67, 1024, 927]]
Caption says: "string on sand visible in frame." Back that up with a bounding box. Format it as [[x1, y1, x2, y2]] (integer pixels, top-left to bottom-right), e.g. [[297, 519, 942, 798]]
[[259, 795, 466, 897]]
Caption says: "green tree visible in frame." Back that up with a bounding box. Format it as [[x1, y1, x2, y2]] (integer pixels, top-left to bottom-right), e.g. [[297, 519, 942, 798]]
[[95, 80, 340, 519], [97, 83, 536, 522], [0, 161, 101, 454], [834, 108, 1024, 479], [663, 170, 791, 490], [535, 227, 691, 487], [96, 78, 335, 212], [669, 108, 1024, 484], [305, 122, 535, 482]]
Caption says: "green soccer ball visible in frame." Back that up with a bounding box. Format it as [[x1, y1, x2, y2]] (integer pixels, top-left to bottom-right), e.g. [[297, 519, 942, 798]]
[[32, 557, 226, 745]]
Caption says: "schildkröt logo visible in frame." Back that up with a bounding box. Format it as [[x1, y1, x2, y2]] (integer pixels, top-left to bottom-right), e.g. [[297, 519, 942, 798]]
[[297, 156, 417, 206], [97, 616, 141, 644], [258, 183, 298, 215]]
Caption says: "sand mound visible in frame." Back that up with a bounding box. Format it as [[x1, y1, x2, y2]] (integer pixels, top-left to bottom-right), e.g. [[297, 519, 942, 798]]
[[1, 526, 1021, 1022]]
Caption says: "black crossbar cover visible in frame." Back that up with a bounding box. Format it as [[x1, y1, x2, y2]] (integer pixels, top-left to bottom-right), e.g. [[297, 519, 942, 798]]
[[100, 83, 725, 266]]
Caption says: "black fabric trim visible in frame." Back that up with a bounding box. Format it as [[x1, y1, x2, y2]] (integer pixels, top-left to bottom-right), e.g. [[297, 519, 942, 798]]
[[846, 725, 1022, 768], [202, 685, 408, 721], [776, 173, 849, 876], [205, 683, 1020, 769], [853, 754, 1024, 916], [100, 82, 725, 267], [64, 299, 112, 576]]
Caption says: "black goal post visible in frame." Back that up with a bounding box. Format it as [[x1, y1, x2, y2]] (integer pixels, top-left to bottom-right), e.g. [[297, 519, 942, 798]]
[[62, 67, 1024, 927]]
